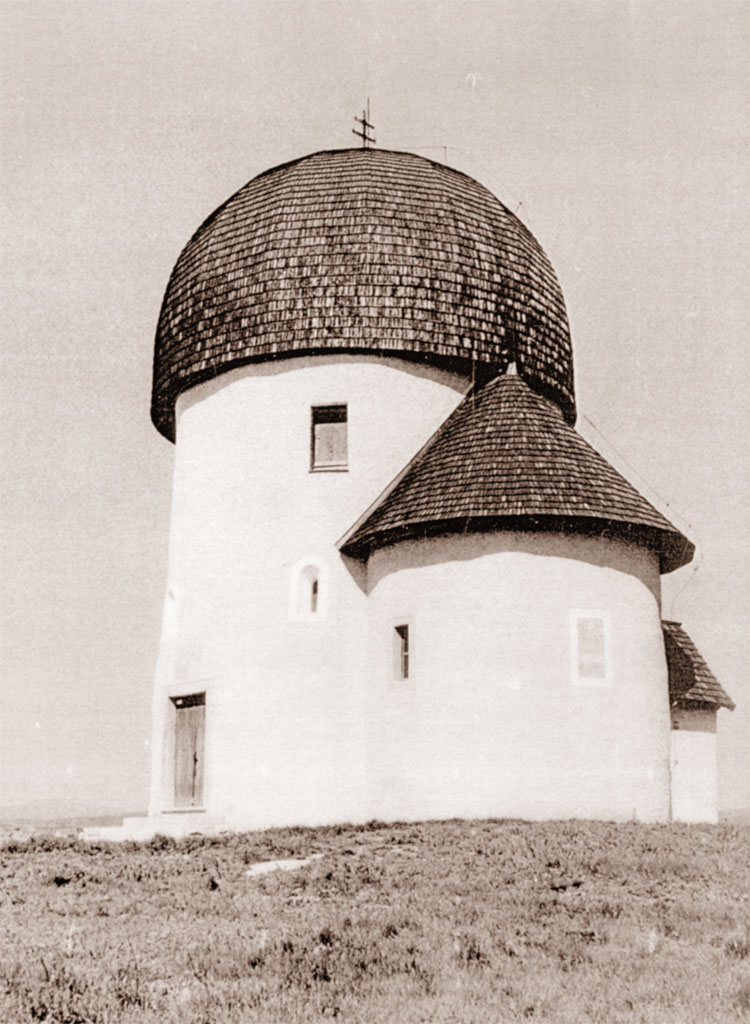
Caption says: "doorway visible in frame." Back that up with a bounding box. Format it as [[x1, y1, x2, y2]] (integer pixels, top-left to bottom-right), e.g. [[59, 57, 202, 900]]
[[172, 693, 205, 808]]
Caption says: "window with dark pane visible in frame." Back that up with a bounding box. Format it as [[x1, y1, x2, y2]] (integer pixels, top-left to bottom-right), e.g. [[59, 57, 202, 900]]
[[311, 405, 348, 470], [394, 624, 410, 680]]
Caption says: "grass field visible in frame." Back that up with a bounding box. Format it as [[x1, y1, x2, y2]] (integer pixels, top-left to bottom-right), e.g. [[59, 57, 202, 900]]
[[1, 819, 749, 1023]]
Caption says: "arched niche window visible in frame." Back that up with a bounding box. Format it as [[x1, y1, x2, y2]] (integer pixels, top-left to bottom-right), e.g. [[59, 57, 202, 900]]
[[289, 559, 328, 621]]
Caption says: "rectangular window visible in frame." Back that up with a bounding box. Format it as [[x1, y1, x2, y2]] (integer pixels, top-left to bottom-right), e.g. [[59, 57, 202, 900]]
[[578, 617, 605, 678], [311, 405, 347, 470], [394, 624, 410, 680], [570, 611, 610, 686]]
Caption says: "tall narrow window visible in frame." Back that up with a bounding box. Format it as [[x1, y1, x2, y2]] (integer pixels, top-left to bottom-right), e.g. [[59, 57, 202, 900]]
[[311, 405, 347, 471], [289, 560, 327, 621], [570, 611, 610, 685], [394, 624, 410, 680]]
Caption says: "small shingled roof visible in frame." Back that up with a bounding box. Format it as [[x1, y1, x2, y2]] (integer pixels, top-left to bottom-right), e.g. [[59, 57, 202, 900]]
[[339, 373, 693, 574], [663, 621, 735, 710]]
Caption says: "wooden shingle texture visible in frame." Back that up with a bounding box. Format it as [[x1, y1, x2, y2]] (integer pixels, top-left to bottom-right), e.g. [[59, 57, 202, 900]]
[[340, 373, 693, 574], [663, 621, 735, 710], [152, 149, 574, 440]]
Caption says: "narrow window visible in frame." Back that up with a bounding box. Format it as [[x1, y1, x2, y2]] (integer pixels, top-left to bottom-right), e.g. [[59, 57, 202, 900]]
[[311, 405, 347, 470], [578, 617, 605, 679], [570, 611, 610, 685], [171, 693, 205, 808], [394, 624, 410, 680], [290, 561, 326, 621], [298, 564, 320, 618]]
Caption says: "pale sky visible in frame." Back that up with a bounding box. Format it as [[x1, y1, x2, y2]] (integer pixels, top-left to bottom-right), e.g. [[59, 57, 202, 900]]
[[1, 0, 748, 816]]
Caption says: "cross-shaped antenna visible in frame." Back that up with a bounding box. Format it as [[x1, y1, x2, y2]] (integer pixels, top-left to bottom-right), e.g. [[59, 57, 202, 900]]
[[353, 99, 376, 148]]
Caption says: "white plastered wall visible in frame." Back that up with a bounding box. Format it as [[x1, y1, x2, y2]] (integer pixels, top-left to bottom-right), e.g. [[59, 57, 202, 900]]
[[148, 355, 468, 830], [146, 351, 681, 834], [670, 707, 718, 823], [364, 531, 671, 823]]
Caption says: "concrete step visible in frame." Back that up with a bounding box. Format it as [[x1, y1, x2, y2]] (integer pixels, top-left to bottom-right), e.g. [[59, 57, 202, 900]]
[[80, 811, 227, 842]]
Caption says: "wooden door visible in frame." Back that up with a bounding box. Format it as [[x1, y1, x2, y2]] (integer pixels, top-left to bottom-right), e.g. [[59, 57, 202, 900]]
[[173, 695, 205, 808]]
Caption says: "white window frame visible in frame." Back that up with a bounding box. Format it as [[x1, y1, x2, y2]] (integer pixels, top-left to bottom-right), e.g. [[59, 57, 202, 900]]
[[569, 609, 612, 687], [310, 404, 348, 472], [389, 616, 415, 684], [288, 558, 329, 621]]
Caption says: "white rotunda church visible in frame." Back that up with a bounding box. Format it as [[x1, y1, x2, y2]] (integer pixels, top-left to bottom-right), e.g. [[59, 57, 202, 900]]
[[126, 148, 733, 838]]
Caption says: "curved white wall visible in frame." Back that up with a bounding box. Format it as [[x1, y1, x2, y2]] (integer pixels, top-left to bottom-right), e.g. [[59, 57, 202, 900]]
[[147, 353, 677, 833], [364, 531, 671, 823], [148, 355, 468, 828], [670, 708, 718, 823]]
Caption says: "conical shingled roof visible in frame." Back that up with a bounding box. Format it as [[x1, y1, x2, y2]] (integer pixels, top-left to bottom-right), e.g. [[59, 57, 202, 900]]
[[340, 374, 693, 573], [152, 148, 574, 440], [663, 621, 734, 710]]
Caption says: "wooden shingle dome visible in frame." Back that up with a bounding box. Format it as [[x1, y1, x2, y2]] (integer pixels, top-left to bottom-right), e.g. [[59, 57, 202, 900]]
[[152, 149, 575, 440]]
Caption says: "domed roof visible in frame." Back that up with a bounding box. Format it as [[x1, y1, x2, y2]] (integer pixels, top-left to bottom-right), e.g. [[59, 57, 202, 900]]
[[339, 374, 693, 574], [152, 148, 574, 440]]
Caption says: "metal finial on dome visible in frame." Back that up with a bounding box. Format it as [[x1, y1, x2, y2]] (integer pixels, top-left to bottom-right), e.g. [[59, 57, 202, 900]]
[[352, 99, 376, 147]]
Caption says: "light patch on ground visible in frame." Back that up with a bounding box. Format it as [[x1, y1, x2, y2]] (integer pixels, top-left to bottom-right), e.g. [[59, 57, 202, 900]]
[[244, 853, 324, 877]]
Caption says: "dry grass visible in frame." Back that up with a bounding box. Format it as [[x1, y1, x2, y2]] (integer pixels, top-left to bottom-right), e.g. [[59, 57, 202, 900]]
[[1, 819, 749, 1023]]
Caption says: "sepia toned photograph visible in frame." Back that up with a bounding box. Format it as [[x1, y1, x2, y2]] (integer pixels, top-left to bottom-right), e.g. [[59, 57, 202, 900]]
[[1, 1, 748, 1020]]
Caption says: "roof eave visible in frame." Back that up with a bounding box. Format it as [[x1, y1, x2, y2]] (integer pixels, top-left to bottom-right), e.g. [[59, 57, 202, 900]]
[[339, 514, 690, 569], [671, 695, 736, 712], [663, 620, 735, 712]]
